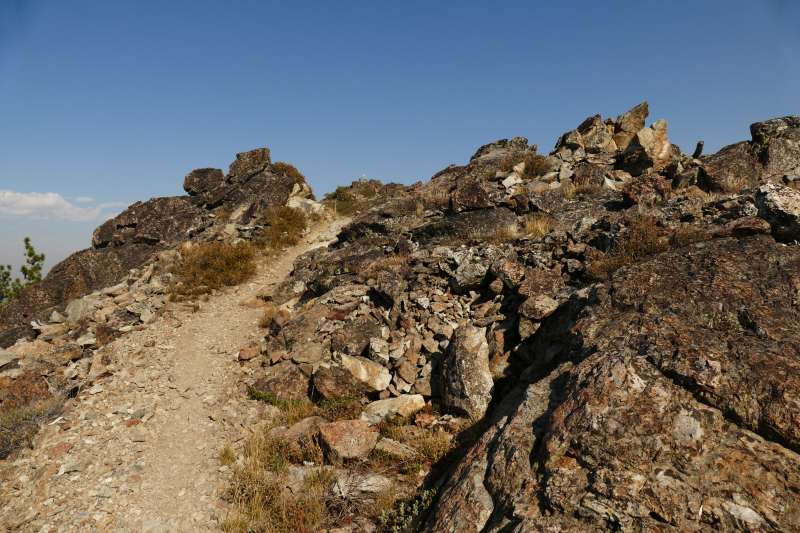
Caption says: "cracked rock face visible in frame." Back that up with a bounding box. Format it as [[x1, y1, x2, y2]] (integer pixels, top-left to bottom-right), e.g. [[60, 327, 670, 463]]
[[423, 235, 800, 533]]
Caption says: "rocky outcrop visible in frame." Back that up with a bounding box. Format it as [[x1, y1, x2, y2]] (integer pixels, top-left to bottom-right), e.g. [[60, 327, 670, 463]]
[[423, 235, 800, 532], [0, 147, 318, 346]]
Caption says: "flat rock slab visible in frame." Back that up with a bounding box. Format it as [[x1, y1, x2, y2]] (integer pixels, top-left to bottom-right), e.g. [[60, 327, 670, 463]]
[[360, 394, 425, 425], [319, 420, 378, 461]]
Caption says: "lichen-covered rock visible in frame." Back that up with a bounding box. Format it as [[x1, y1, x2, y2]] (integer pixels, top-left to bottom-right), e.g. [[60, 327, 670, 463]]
[[613, 101, 649, 151], [621, 119, 673, 175], [755, 181, 800, 241], [182, 168, 225, 196], [425, 235, 800, 533], [251, 361, 311, 402], [620, 173, 673, 206], [702, 141, 762, 192], [441, 326, 494, 419], [331, 317, 382, 357], [450, 182, 492, 213], [318, 420, 378, 461]]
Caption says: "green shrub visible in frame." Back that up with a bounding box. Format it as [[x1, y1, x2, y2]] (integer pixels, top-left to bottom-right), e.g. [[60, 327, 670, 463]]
[[0, 237, 45, 307]]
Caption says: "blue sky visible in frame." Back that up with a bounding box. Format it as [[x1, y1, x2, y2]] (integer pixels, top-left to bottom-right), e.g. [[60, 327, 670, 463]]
[[1, 0, 798, 275]]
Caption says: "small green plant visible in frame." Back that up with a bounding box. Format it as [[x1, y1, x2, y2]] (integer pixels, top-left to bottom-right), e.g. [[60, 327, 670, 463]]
[[0, 237, 45, 307], [377, 489, 438, 533], [323, 186, 359, 215]]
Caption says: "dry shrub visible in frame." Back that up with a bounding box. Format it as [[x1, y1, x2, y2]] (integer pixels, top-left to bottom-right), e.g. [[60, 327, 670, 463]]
[[273, 162, 307, 184], [498, 153, 550, 179], [422, 191, 450, 211], [316, 397, 363, 422], [175, 241, 256, 297], [223, 433, 327, 533], [574, 181, 604, 196], [216, 210, 233, 219], [523, 213, 558, 238], [359, 254, 410, 282], [261, 206, 308, 250], [258, 308, 277, 329], [0, 397, 63, 460], [410, 428, 453, 464], [587, 217, 711, 280]]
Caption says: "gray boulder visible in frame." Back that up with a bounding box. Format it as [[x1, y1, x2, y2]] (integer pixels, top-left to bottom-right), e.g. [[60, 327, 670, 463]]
[[441, 325, 494, 419], [754, 181, 800, 241]]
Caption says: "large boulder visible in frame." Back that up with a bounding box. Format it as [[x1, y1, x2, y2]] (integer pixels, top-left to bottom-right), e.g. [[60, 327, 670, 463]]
[[702, 141, 762, 192], [228, 148, 272, 184], [252, 361, 311, 402], [621, 119, 673, 175], [424, 235, 800, 533], [613, 101, 649, 151], [760, 138, 800, 179], [183, 168, 225, 196], [577, 114, 616, 154], [441, 325, 494, 419], [754, 182, 800, 241], [750, 115, 800, 146]]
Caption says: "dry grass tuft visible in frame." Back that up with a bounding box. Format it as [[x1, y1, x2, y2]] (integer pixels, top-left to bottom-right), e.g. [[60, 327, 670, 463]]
[[220, 445, 236, 467], [258, 308, 277, 329], [216, 210, 233, 219], [0, 397, 63, 460], [222, 433, 327, 533], [522, 213, 558, 238], [498, 153, 550, 180]]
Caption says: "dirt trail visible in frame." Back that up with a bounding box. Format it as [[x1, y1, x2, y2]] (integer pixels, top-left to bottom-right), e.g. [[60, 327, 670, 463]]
[[0, 218, 343, 532]]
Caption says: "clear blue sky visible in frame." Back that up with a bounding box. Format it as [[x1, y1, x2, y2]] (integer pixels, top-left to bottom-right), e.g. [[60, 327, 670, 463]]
[[1, 0, 798, 276]]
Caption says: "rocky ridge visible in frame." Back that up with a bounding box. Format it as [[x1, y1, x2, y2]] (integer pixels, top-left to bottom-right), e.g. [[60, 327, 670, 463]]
[[2, 103, 800, 532]]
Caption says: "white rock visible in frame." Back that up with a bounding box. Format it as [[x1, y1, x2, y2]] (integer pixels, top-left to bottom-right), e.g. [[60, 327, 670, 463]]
[[360, 394, 425, 425]]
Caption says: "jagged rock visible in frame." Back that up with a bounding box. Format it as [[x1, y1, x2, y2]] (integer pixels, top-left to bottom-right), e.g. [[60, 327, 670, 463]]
[[620, 173, 673, 206], [450, 182, 492, 213], [613, 101, 649, 151], [754, 182, 800, 241], [750, 115, 800, 145], [410, 207, 518, 244], [332, 317, 382, 357], [65, 299, 94, 323], [425, 235, 800, 533], [470, 137, 528, 161], [519, 294, 559, 320], [702, 141, 762, 192], [183, 168, 225, 196], [577, 114, 616, 154], [490, 254, 525, 289], [441, 326, 493, 418], [313, 364, 371, 399], [269, 416, 329, 452], [252, 361, 311, 402], [359, 394, 426, 425], [376, 270, 407, 304], [319, 420, 378, 461], [228, 148, 271, 184], [338, 354, 391, 392], [761, 137, 800, 178], [330, 471, 393, 497], [621, 119, 673, 175]]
